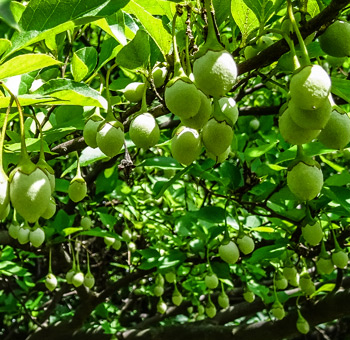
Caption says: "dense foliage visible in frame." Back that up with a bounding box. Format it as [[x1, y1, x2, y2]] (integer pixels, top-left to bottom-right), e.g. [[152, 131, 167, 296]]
[[1, 0, 350, 339]]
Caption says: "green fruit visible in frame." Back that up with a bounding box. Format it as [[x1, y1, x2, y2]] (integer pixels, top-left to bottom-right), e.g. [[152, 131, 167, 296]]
[[96, 120, 124, 158], [287, 161, 323, 201], [45, 273, 57, 291], [249, 118, 260, 131], [288, 97, 332, 130], [243, 289, 255, 303], [289, 64, 331, 110], [299, 271, 315, 296], [279, 106, 321, 145], [129, 113, 160, 149], [66, 268, 75, 284], [81, 216, 92, 230], [171, 126, 202, 166], [122, 228, 132, 242], [165, 271, 176, 283], [237, 235, 255, 255], [202, 118, 233, 156], [165, 78, 201, 118], [83, 118, 102, 148], [10, 167, 51, 223], [244, 45, 259, 60], [283, 266, 299, 287], [318, 109, 350, 149], [205, 302, 217, 318], [84, 272, 95, 289], [296, 312, 310, 334], [8, 222, 20, 239], [154, 285, 164, 297], [275, 272, 288, 290], [172, 291, 183, 306], [104, 236, 115, 247], [157, 299, 167, 314], [319, 21, 350, 57], [155, 274, 164, 286], [72, 271, 85, 287], [205, 273, 219, 289], [332, 250, 348, 269], [112, 239, 122, 250], [316, 256, 334, 275], [0, 170, 9, 217], [0, 203, 9, 220], [29, 227, 45, 247], [218, 97, 239, 126], [17, 227, 30, 244], [302, 221, 323, 246], [219, 241, 240, 264], [41, 196, 56, 219], [198, 304, 205, 315], [43, 168, 55, 193], [193, 49, 237, 98], [181, 90, 212, 129], [124, 82, 146, 102], [218, 292, 229, 309], [128, 241, 136, 252], [207, 146, 230, 163], [152, 64, 167, 88], [271, 301, 285, 320], [68, 177, 87, 203]]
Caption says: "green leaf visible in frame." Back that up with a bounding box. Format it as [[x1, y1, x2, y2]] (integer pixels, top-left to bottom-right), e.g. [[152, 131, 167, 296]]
[[123, 0, 172, 57], [245, 141, 277, 158], [141, 156, 183, 170], [322, 186, 350, 214], [72, 47, 98, 81], [0, 54, 61, 79], [331, 77, 350, 103], [231, 0, 259, 44], [159, 249, 186, 269], [97, 37, 122, 71], [0, 39, 11, 58], [116, 29, 150, 70], [95, 11, 129, 45], [32, 79, 108, 109], [248, 242, 288, 264], [5, 0, 130, 59], [0, 0, 20, 30], [63, 227, 83, 236]]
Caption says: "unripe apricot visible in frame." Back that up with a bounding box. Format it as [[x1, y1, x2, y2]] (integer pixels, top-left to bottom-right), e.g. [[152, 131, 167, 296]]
[[123, 82, 146, 102], [287, 161, 323, 201], [205, 273, 219, 289], [319, 21, 350, 57], [279, 106, 321, 145], [289, 65, 331, 110], [0, 171, 9, 217], [181, 90, 212, 129], [83, 118, 101, 148], [41, 196, 56, 219], [318, 109, 350, 149], [165, 78, 201, 119], [171, 127, 202, 166], [302, 221, 323, 246], [10, 167, 51, 223], [68, 177, 87, 202], [202, 118, 233, 156], [288, 97, 332, 130], [96, 120, 124, 158], [152, 64, 167, 88], [129, 113, 160, 149], [45, 273, 57, 291], [218, 97, 239, 126], [193, 50, 237, 98], [219, 241, 240, 264], [237, 235, 255, 255], [29, 227, 45, 247]]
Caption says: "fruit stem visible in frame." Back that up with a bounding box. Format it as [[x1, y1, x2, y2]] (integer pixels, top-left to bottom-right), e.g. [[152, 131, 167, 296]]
[[75, 151, 82, 179], [287, 0, 310, 67], [48, 247, 53, 274], [281, 31, 301, 70], [139, 78, 149, 114], [69, 241, 77, 270], [296, 145, 304, 159], [171, 13, 186, 78], [0, 96, 14, 171], [105, 63, 118, 120], [330, 227, 342, 252], [0, 82, 30, 162], [203, 0, 222, 51], [86, 251, 91, 274]]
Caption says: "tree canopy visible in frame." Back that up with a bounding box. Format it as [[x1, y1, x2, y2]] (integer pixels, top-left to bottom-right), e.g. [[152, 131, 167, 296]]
[[1, 0, 350, 339]]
